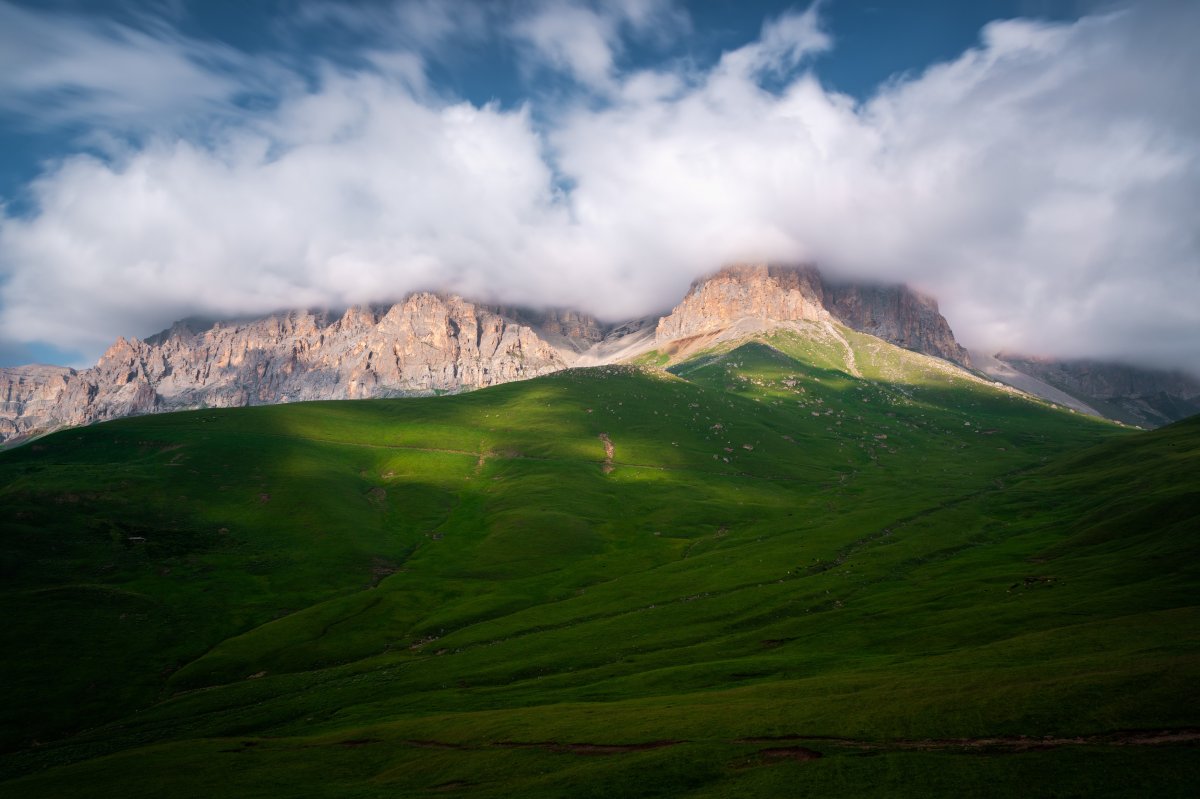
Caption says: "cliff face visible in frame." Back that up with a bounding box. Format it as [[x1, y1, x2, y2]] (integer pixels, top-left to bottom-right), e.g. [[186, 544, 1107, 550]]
[[996, 354, 1200, 428], [1, 293, 569, 444], [821, 281, 971, 367], [655, 264, 971, 367], [0, 365, 77, 442]]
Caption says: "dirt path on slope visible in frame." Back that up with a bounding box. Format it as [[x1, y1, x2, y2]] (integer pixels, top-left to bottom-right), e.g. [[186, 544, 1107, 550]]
[[493, 739, 679, 754], [378, 728, 1200, 759], [598, 433, 614, 474], [736, 729, 1200, 752], [823, 321, 862, 378]]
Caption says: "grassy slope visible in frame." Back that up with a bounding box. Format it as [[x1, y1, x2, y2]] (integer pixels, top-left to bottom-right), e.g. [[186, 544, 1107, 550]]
[[1, 326, 1196, 797]]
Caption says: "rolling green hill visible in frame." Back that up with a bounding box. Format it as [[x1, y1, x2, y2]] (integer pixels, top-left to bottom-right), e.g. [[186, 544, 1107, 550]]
[[2, 325, 1196, 797]]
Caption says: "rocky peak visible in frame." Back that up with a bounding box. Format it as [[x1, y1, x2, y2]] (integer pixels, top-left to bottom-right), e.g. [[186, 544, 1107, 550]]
[[655, 264, 829, 342], [97, 336, 140, 365], [654, 264, 970, 368]]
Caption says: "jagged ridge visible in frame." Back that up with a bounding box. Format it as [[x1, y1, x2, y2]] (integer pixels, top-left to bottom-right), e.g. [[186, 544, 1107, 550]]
[[1, 294, 568, 443], [1, 265, 974, 443]]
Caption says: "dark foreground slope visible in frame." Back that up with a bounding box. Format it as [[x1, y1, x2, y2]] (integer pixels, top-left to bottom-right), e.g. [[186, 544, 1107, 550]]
[[1, 327, 1196, 797]]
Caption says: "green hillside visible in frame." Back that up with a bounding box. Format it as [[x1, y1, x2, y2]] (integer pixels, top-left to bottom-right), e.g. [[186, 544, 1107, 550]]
[[2, 326, 1196, 797]]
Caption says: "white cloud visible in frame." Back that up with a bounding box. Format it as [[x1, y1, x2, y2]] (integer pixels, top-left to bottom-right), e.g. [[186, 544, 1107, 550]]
[[719, 3, 831, 77], [511, 0, 688, 92], [0, 72, 571, 354], [514, 3, 616, 88], [1, 0, 1197, 373]]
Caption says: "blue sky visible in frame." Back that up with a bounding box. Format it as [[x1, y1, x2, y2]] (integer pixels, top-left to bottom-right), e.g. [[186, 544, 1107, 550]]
[[0, 0, 1088, 203], [1, 0, 1197, 372]]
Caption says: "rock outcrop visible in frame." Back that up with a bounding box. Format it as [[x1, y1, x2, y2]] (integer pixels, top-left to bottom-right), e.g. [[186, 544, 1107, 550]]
[[655, 264, 971, 367]]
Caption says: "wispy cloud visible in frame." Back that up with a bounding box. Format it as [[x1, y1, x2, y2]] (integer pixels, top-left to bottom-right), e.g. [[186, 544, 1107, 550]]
[[0, 0, 1197, 372], [294, 0, 492, 57], [0, 1, 283, 134]]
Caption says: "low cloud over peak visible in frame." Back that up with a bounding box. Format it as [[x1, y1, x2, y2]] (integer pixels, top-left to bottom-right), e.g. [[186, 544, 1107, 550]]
[[0, 0, 1197, 373]]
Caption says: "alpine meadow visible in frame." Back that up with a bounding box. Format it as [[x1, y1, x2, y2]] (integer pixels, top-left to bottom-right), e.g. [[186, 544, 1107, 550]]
[[1, 1, 1198, 797], [2, 324, 1197, 796]]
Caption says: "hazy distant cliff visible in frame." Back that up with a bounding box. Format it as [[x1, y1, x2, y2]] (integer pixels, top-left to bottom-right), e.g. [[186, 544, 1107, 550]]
[[995, 354, 1200, 428]]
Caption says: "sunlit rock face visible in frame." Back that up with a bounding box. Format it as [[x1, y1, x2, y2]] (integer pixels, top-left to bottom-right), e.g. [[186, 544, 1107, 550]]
[[0, 294, 572, 444], [655, 265, 830, 342]]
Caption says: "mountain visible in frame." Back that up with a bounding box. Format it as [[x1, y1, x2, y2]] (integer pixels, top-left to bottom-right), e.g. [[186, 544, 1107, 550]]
[[974, 351, 1200, 428], [0, 264, 973, 445], [652, 264, 971, 367], [2, 320, 1195, 797]]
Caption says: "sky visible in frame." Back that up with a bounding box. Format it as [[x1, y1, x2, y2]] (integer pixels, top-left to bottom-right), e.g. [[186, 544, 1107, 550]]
[[0, 0, 1197, 374]]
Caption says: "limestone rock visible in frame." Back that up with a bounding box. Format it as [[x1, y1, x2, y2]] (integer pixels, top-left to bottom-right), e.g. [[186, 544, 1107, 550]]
[[1, 294, 568, 445]]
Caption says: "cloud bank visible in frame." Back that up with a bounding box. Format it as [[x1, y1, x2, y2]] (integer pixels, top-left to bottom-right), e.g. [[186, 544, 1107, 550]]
[[1, 0, 1197, 372]]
